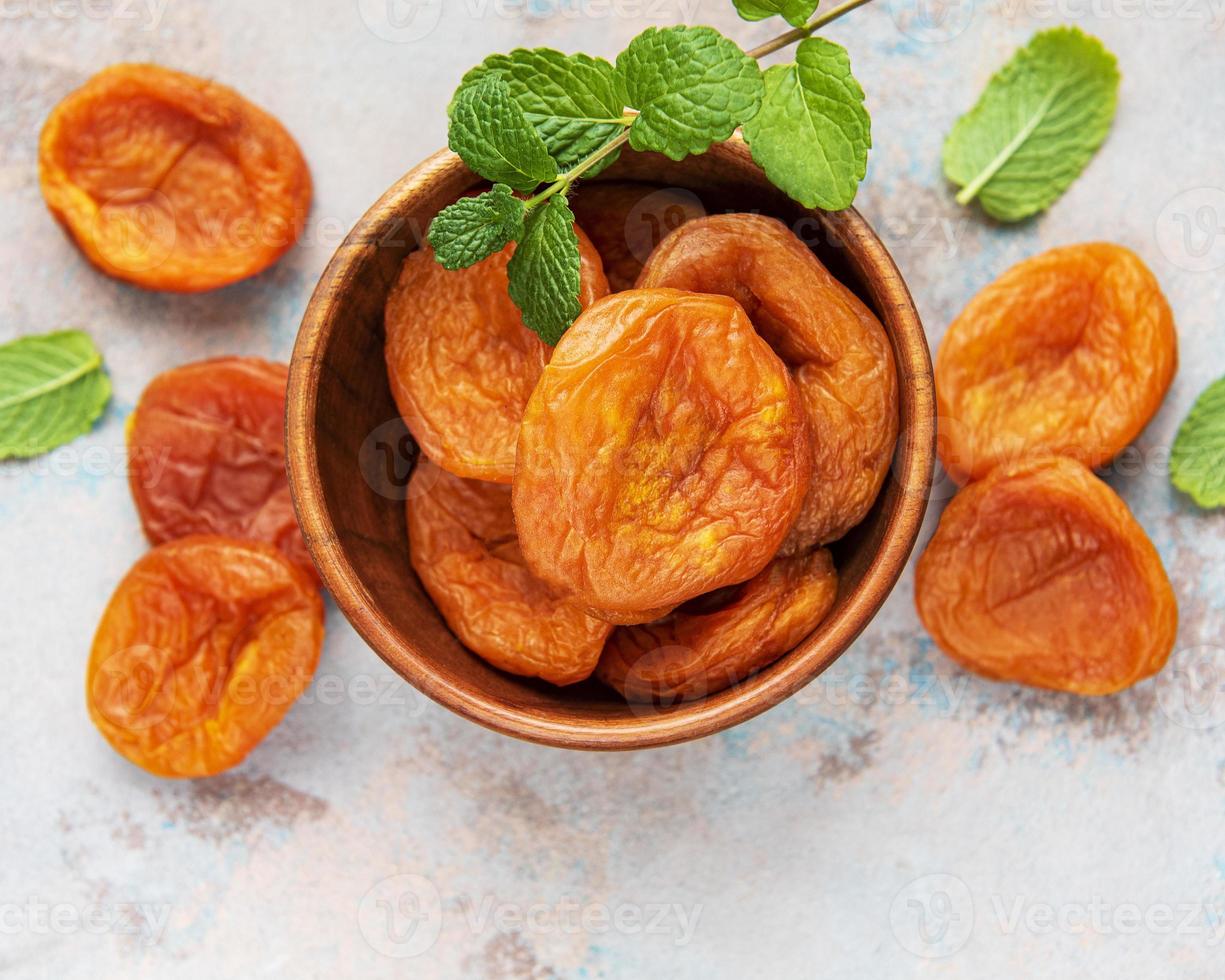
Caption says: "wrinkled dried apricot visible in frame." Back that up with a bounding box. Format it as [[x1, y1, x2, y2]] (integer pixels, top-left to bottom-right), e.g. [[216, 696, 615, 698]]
[[597, 548, 839, 702], [937, 243, 1177, 484], [637, 213, 898, 549], [915, 456, 1177, 695], [39, 63, 311, 292], [127, 357, 314, 579], [385, 231, 609, 483], [407, 459, 611, 685], [513, 288, 811, 624], [569, 181, 705, 291], [87, 536, 324, 778]]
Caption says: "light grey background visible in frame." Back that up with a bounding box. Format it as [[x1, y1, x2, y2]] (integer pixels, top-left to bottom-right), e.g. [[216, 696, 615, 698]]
[[2, 1, 1224, 976]]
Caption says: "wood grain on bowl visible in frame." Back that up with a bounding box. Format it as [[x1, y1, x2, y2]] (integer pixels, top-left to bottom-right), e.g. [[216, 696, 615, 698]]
[[286, 139, 935, 750]]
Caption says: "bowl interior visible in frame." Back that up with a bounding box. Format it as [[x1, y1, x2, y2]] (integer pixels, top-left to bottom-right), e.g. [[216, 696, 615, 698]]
[[287, 142, 934, 749]]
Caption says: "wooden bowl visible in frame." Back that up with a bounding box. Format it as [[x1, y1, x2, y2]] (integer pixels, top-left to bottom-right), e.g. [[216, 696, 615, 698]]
[[287, 139, 935, 750]]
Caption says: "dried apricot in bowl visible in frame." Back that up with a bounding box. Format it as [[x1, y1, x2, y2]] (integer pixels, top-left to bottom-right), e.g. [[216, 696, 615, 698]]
[[936, 243, 1177, 483], [596, 548, 839, 702], [127, 357, 314, 579], [407, 460, 611, 685], [513, 288, 812, 625], [637, 213, 899, 550], [385, 233, 609, 483], [86, 536, 324, 778], [39, 63, 311, 292], [915, 456, 1177, 695]]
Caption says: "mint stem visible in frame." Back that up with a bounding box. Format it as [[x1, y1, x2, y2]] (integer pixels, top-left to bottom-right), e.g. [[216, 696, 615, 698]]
[[747, 0, 879, 59]]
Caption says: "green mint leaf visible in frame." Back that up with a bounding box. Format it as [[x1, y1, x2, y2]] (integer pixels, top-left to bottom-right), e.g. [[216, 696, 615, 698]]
[[454, 48, 627, 175], [507, 196, 582, 345], [742, 37, 870, 211], [1170, 377, 1225, 509], [943, 27, 1120, 222], [617, 26, 763, 161], [0, 329, 110, 460], [733, 0, 818, 28], [428, 185, 525, 270], [448, 75, 557, 193]]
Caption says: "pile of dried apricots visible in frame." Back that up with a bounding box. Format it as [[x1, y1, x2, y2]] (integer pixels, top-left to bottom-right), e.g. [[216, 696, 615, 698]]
[[387, 200, 898, 700], [917, 243, 1180, 695], [38, 64, 325, 777]]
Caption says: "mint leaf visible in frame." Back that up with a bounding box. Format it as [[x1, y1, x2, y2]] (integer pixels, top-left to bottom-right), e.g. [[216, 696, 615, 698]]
[[428, 185, 525, 270], [448, 76, 557, 193], [733, 0, 818, 27], [0, 329, 110, 459], [454, 48, 627, 173], [943, 27, 1120, 222], [507, 196, 582, 345], [742, 37, 870, 211], [617, 26, 763, 161], [1171, 377, 1225, 509]]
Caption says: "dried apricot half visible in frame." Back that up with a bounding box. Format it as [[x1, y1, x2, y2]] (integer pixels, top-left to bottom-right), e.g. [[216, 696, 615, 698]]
[[596, 548, 839, 702], [915, 456, 1177, 695], [637, 213, 898, 550], [385, 231, 609, 484], [569, 181, 705, 292], [87, 536, 324, 778], [513, 288, 811, 624], [407, 459, 611, 685], [39, 63, 311, 292], [127, 357, 314, 580], [937, 243, 1177, 483]]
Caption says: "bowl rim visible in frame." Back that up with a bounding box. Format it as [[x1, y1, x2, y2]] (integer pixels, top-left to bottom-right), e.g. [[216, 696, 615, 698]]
[[287, 141, 936, 750]]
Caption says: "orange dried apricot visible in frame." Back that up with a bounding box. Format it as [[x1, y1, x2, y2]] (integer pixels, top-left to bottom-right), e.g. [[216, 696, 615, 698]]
[[596, 548, 839, 702], [569, 181, 704, 291], [915, 456, 1177, 695], [637, 213, 898, 550], [87, 536, 324, 778], [127, 357, 314, 580], [937, 243, 1177, 484], [385, 231, 609, 483], [407, 459, 611, 685], [39, 63, 311, 292], [513, 288, 811, 624]]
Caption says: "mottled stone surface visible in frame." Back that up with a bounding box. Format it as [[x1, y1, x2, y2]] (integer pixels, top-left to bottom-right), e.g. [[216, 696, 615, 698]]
[[2, 1, 1223, 976]]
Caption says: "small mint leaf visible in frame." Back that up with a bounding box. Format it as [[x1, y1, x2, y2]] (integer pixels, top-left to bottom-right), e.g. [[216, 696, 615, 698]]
[[454, 48, 627, 174], [507, 196, 582, 345], [742, 37, 871, 211], [0, 329, 111, 459], [733, 0, 818, 28], [428, 185, 525, 270], [1170, 376, 1225, 509], [448, 76, 557, 193], [943, 27, 1120, 222], [617, 26, 763, 161]]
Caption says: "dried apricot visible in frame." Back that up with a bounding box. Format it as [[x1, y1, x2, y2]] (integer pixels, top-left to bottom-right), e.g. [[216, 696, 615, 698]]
[[637, 213, 898, 549], [937, 243, 1177, 483], [915, 456, 1177, 695], [127, 357, 314, 580], [596, 548, 839, 702], [407, 459, 611, 685], [87, 536, 324, 778], [513, 288, 811, 624], [39, 63, 311, 292], [569, 181, 705, 291], [385, 231, 609, 483]]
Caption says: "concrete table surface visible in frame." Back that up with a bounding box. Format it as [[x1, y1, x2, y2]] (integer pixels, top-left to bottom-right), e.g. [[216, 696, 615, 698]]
[[2, 1, 1223, 976]]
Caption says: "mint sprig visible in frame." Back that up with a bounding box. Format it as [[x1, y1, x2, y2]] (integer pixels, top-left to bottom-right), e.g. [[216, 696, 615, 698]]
[[429, 0, 875, 344], [1170, 377, 1225, 509]]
